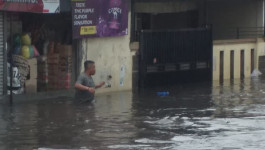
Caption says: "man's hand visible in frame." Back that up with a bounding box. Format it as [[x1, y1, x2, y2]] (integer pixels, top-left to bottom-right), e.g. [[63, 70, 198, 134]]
[[99, 81, 105, 87], [87, 87, 95, 94]]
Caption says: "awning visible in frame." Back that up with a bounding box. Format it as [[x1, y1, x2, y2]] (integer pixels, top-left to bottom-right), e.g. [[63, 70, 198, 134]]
[[0, 0, 60, 13]]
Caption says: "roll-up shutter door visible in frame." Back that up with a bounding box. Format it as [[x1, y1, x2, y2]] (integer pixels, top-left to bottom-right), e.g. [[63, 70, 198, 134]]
[[0, 13, 4, 95]]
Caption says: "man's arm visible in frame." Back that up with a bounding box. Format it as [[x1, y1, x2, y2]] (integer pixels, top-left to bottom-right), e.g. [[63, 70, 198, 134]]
[[75, 83, 95, 93], [95, 81, 105, 89]]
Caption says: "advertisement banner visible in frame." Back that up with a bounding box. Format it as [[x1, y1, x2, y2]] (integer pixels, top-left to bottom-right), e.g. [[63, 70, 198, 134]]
[[0, 0, 60, 13], [71, 0, 128, 39]]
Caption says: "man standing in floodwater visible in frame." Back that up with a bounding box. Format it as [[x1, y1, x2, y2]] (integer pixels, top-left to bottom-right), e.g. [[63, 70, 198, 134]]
[[75, 60, 105, 103]]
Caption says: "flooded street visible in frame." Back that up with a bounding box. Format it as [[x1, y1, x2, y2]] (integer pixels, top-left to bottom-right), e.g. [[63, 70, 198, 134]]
[[1, 77, 265, 150]]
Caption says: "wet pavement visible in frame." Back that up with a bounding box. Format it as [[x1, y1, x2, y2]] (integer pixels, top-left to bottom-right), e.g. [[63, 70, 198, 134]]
[[1, 77, 265, 150]]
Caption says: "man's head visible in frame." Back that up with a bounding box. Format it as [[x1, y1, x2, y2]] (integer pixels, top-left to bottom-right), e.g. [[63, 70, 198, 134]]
[[84, 60, 95, 75]]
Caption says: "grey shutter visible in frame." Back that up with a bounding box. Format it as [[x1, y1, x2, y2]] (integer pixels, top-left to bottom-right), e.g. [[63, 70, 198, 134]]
[[0, 13, 4, 95]]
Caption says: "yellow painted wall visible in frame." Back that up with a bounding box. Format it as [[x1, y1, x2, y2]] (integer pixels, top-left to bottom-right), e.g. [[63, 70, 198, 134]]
[[213, 38, 265, 81]]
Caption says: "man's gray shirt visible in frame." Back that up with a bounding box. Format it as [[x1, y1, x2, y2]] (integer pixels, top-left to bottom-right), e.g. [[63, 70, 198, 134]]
[[75, 73, 95, 103]]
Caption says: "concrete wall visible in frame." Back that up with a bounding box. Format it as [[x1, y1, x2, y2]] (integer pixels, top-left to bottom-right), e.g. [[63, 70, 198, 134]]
[[213, 38, 265, 81], [203, 0, 264, 39], [135, 1, 197, 13], [79, 11, 133, 94], [135, 0, 264, 39], [150, 11, 198, 29]]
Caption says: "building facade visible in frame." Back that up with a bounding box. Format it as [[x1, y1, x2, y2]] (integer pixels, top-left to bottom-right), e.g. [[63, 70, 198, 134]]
[[0, 0, 265, 99]]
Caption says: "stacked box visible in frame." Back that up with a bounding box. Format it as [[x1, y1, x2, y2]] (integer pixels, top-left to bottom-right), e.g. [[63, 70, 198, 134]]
[[47, 54, 59, 90], [37, 44, 73, 91], [25, 58, 37, 93], [57, 45, 72, 89], [37, 56, 48, 92]]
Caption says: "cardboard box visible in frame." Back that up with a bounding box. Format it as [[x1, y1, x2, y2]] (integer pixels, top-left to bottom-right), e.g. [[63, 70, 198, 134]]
[[47, 78, 58, 90], [57, 72, 72, 90], [59, 45, 72, 56], [25, 58, 37, 93], [57, 80, 71, 89], [37, 56, 48, 92], [58, 66, 72, 73], [25, 79, 37, 93], [58, 45, 72, 73], [58, 73, 71, 81], [47, 54, 59, 64], [45, 45, 73, 91], [27, 58, 37, 79]]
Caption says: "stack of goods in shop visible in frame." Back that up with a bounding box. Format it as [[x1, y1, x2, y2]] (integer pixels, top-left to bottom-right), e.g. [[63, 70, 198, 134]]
[[46, 43, 73, 90], [47, 42, 59, 91], [25, 58, 38, 93], [11, 33, 73, 92], [37, 40, 49, 92], [37, 56, 48, 91], [57, 45, 72, 90], [12, 33, 40, 93]]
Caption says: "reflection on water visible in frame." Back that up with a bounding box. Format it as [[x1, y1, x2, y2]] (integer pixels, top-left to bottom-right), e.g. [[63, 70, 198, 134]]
[[1, 77, 265, 149]]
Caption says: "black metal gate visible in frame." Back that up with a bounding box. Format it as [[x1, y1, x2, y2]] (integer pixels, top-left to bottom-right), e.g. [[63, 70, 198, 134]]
[[139, 27, 213, 87]]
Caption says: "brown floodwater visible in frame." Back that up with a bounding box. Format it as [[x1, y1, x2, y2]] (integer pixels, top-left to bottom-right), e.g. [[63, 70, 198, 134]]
[[1, 77, 265, 150]]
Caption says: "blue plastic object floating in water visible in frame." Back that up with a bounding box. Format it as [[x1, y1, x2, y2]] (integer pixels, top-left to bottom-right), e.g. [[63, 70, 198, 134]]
[[157, 91, 169, 96]]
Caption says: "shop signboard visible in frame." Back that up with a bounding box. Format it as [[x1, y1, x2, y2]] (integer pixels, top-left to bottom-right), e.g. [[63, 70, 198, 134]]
[[71, 0, 128, 39], [0, 0, 60, 13], [43, 0, 60, 13]]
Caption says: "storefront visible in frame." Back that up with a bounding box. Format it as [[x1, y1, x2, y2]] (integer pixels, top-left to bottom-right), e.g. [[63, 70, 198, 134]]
[[0, 0, 133, 100], [0, 12, 4, 95], [0, 0, 75, 98]]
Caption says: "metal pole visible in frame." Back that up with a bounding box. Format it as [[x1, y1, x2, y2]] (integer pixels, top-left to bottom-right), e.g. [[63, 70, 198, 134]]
[[263, 0, 265, 37], [9, 14, 13, 106], [262, 0, 264, 27]]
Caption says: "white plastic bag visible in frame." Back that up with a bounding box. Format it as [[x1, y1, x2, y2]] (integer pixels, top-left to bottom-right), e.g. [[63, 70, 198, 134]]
[[251, 69, 262, 77]]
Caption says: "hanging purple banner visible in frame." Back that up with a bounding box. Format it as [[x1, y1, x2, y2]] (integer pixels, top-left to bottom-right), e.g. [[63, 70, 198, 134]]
[[71, 0, 128, 39]]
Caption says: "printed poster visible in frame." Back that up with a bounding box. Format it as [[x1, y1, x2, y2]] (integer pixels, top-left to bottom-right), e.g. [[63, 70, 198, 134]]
[[71, 0, 128, 39]]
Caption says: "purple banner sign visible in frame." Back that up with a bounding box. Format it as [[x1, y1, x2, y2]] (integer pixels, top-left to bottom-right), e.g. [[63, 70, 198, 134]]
[[71, 0, 128, 39]]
